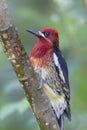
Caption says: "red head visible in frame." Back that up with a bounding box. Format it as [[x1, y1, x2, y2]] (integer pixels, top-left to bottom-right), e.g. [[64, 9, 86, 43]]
[[27, 27, 59, 48], [40, 28, 59, 47], [27, 27, 59, 58]]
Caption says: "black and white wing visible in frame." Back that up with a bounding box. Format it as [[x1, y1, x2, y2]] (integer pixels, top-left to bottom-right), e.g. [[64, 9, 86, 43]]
[[53, 49, 69, 86], [53, 48, 71, 120]]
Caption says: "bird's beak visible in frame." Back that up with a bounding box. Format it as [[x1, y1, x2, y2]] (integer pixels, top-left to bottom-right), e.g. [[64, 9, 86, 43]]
[[27, 29, 45, 38]]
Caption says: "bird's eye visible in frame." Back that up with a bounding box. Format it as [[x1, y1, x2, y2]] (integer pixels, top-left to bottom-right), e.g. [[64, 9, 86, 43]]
[[44, 32, 50, 37]]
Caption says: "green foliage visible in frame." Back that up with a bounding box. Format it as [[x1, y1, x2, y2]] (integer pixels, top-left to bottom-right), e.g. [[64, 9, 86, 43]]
[[0, 0, 87, 130]]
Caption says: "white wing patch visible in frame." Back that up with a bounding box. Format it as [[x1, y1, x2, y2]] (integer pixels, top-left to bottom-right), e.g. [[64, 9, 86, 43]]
[[53, 53, 65, 83]]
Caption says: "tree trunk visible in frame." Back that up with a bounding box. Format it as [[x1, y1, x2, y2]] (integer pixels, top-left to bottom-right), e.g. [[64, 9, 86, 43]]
[[0, 0, 60, 130]]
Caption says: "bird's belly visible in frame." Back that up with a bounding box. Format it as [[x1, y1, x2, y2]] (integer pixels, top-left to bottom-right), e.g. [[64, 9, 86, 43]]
[[43, 83, 59, 99], [43, 83, 67, 116], [35, 66, 67, 116], [43, 83, 64, 101]]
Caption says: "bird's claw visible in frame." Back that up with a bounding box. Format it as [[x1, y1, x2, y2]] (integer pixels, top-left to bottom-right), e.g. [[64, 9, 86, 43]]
[[37, 78, 43, 90]]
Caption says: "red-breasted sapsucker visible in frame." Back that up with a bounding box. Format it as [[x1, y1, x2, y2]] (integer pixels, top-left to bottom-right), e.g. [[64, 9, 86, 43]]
[[27, 27, 71, 130]]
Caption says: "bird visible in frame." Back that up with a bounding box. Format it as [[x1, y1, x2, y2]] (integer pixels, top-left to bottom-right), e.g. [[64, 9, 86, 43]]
[[27, 27, 71, 130]]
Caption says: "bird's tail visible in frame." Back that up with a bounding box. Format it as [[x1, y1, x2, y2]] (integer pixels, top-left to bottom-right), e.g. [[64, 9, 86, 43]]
[[57, 115, 64, 130], [54, 110, 64, 130], [51, 96, 67, 130], [43, 84, 67, 130]]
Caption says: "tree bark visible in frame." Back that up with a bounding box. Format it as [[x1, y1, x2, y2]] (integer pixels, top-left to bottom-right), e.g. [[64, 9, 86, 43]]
[[0, 0, 60, 130]]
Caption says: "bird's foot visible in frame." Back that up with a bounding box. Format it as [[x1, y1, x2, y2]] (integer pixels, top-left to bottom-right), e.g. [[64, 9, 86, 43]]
[[37, 78, 43, 90]]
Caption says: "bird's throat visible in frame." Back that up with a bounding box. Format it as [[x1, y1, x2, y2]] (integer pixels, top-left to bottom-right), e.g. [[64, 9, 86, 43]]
[[30, 44, 52, 69], [30, 43, 52, 58]]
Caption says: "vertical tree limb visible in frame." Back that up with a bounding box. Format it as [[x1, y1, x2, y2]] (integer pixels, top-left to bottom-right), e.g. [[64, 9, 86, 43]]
[[0, 0, 60, 130]]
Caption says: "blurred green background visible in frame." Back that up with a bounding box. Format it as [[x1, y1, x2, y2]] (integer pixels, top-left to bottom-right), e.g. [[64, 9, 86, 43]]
[[0, 0, 87, 130]]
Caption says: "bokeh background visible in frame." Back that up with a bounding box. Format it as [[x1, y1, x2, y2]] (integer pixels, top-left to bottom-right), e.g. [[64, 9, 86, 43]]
[[0, 0, 87, 130]]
